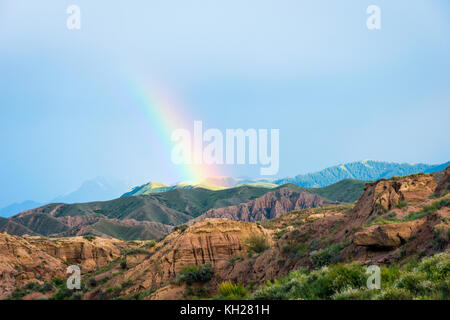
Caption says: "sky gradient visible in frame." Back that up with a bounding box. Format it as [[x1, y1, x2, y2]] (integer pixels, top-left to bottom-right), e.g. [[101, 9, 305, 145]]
[[1, 0, 449, 207]]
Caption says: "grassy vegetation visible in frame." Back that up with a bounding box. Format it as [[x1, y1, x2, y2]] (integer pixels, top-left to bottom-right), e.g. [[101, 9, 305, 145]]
[[396, 201, 408, 209], [124, 248, 152, 256], [176, 264, 214, 285], [309, 243, 345, 268], [251, 252, 449, 300], [272, 180, 365, 203], [90, 219, 168, 241], [309, 179, 366, 203], [218, 281, 248, 299], [263, 204, 354, 230], [433, 227, 450, 250], [144, 240, 156, 248], [403, 198, 449, 221], [9, 277, 91, 300], [245, 235, 270, 254], [228, 256, 244, 266], [8, 281, 54, 300], [368, 198, 450, 226], [282, 242, 309, 257], [174, 225, 188, 232], [127, 289, 156, 300]]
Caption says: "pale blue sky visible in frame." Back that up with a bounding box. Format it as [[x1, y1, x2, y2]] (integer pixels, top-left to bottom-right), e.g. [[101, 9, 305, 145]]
[[0, 0, 449, 206]]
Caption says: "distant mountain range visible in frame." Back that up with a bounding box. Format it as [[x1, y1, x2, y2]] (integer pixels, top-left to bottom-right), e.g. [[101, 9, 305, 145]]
[[2, 160, 448, 219], [0, 201, 43, 218], [273, 160, 450, 188], [51, 176, 128, 204], [122, 160, 450, 196], [0, 177, 128, 218]]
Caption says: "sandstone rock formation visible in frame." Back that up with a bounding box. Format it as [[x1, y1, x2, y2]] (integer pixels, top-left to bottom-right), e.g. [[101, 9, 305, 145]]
[[103, 218, 271, 296], [435, 166, 450, 197], [27, 236, 126, 271], [0, 233, 131, 299], [354, 219, 426, 247], [0, 233, 65, 299], [348, 173, 439, 225], [192, 189, 329, 223]]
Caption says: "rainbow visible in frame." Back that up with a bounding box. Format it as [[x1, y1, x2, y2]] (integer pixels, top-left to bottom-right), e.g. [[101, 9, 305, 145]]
[[120, 78, 224, 184]]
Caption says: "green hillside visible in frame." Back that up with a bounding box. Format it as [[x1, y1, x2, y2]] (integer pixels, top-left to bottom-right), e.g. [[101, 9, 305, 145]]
[[275, 179, 365, 203]]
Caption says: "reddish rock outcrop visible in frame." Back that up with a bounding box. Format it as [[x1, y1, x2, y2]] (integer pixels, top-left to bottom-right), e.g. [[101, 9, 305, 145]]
[[104, 218, 271, 295], [192, 189, 328, 223], [435, 166, 450, 197], [349, 173, 438, 225], [28, 236, 127, 271], [354, 219, 426, 247], [0, 233, 131, 299]]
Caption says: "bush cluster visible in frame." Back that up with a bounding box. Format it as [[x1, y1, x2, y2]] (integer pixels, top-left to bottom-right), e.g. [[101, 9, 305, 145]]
[[176, 264, 214, 285], [251, 252, 449, 300], [245, 235, 270, 254], [309, 244, 343, 268], [218, 281, 248, 299]]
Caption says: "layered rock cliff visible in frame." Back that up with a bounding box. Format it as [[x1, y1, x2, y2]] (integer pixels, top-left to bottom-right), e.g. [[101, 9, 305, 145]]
[[90, 218, 271, 298], [0, 234, 132, 299], [192, 189, 329, 223]]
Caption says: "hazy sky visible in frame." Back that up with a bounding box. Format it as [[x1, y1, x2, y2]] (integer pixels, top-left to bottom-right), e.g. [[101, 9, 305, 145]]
[[1, 0, 449, 206]]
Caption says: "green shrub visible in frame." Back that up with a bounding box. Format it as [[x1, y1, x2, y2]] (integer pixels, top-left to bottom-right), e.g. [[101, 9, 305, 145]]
[[251, 252, 449, 300], [310, 244, 343, 268], [144, 240, 156, 248], [395, 272, 428, 295], [228, 256, 244, 266], [387, 212, 397, 219], [8, 281, 55, 300], [128, 289, 156, 300], [332, 287, 376, 300], [124, 248, 152, 256], [51, 288, 74, 300], [83, 235, 96, 241], [218, 281, 247, 299], [375, 287, 412, 300], [417, 252, 450, 281], [380, 265, 401, 287], [245, 235, 269, 254], [404, 199, 449, 222], [176, 264, 214, 285], [120, 280, 134, 289], [88, 278, 98, 287], [374, 202, 387, 214], [8, 288, 29, 300], [174, 225, 188, 232], [51, 278, 65, 287], [396, 201, 408, 209], [25, 282, 42, 291], [432, 227, 449, 250]]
